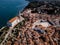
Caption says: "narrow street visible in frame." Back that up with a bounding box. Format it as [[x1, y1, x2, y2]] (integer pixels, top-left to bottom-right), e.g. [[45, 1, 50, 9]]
[[0, 27, 13, 45]]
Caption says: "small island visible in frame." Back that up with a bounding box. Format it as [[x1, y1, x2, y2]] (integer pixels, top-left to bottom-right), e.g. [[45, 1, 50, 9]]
[[0, 1, 60, 45]]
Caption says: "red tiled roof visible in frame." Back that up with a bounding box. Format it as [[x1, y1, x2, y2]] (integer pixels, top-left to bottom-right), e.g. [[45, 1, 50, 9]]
[[9, 17, 18, 23]]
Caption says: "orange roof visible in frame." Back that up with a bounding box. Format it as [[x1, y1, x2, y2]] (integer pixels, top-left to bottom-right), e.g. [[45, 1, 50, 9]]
[[9, 17, 18, 23]]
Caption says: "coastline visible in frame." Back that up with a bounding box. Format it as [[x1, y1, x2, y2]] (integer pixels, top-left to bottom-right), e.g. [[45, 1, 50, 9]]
[[0, 0, 29, 29], [0, 1, 60, 45], [0, 26, 6, 31], [0, 1, 29, 29]]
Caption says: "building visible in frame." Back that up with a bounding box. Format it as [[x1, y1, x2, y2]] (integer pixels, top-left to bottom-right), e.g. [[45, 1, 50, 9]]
[[7, 16, 24, 28], [32, 20, 51, 28]]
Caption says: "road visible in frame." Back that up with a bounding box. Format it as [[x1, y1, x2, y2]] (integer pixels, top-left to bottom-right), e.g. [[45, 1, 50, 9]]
[[0, 16, 24, 45], [0, 27, 13, 45]]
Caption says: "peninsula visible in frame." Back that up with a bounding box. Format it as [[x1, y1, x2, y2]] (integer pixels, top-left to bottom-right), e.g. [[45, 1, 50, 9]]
[[0, 1, 60, 45]]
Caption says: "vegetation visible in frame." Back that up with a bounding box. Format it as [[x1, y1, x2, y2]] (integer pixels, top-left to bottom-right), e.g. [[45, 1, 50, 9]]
[[26, 1, 44, 9]]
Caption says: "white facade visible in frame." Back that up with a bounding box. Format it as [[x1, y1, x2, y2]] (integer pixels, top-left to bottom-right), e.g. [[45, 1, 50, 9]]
[[32, 20, 51, 28], [7, 16, 24, 28], [11, 19, 19, 27]]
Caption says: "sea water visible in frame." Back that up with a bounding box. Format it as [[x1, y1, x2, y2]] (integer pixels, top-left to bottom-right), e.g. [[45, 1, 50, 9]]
[[0, 0, 29, 28]]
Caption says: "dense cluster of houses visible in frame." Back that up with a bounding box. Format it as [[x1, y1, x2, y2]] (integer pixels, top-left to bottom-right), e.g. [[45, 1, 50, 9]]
[[5, 7, 60, 45]]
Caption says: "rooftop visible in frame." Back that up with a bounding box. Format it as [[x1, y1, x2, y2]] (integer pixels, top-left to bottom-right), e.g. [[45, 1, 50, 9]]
[[9, 17, 18, 23]]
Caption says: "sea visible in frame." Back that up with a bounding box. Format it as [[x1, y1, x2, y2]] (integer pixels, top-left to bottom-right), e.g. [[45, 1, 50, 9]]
[[0, 0, 29, 28]]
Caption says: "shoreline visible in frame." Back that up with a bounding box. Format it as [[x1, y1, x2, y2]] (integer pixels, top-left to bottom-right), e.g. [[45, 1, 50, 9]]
[[0, 1, 29, 29], [0, 26, 6, 31], [0, 0, 29, 29], [0, 1, 60, 45]]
